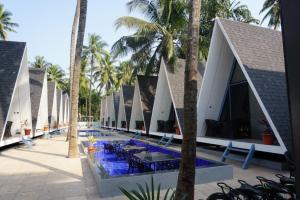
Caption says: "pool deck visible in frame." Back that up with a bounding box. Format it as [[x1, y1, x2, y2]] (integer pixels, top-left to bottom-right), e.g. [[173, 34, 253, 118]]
[[0, 132, 289, 200]]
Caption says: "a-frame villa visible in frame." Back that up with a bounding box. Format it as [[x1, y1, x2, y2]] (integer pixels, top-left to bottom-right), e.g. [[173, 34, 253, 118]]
[[57, 89, 64, 128], [129, 76, 158, 135], [196, 18, 291, 155], [149, 59, 205, 139], [0, 41, 33, 147], [112, 92, 120, 129], [106, 95, 114, 128], [117, 85, 134, 131], [29, 68, 48, 137], [48, 81, 58, 130]]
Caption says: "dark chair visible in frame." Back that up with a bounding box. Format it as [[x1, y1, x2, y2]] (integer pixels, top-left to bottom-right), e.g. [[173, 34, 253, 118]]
[[135, 121, 144, 130], [3, 121, 13, 139], [121, 121, 127, 128], [157, 120, 164, 132]]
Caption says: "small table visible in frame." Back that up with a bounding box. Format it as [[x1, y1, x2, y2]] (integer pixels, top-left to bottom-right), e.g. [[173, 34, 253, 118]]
[[134, 152, 180, 171]]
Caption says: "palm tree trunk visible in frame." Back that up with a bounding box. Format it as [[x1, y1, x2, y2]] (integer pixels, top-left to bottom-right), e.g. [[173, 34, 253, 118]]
[[68, 0, 88, 158], [175, 0, 201, 199], [67, 0, 80, 142]]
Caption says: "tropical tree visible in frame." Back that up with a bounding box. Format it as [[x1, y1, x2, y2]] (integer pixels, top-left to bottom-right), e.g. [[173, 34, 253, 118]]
[[31, 56, 50, 69], [94, 54, 117, 95], [112, 0, 188, 74], [197, 0, 259, 60], [175, 0, 201, 199], [47, 64, 65, 88], [67, 0, 80, 142], [0, 3, 18, 40], [68, 0, 87, 158], [260, 0, 280, 30], [82, 33, 108, 119], [115, 60, 136, 89]]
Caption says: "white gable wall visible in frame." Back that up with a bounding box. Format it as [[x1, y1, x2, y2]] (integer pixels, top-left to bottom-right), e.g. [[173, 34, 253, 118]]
[[108, 95, 116, 127], [50, 84, 58, 128], [129, 82, 145, 132], [117, 88, 127, 130], [197, 24, 234, 136], [58, 91, 64, 126], [3, 48, 32, 138], [36, 72, 48, 132], [149, 61, 173, 134]]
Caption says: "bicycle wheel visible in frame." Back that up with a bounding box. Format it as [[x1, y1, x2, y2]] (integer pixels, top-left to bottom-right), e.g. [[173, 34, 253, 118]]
[[207, 193, 231, 200]]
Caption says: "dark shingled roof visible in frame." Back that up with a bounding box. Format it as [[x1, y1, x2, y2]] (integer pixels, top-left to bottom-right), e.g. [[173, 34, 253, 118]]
[[113, 92, 120, 125], [29, 68, 46, 133], [165, 58, 205, 132], [122, 85, 134, 126], [137, 76, 158, 133], [47, 82, 55, 121], [218, 18, 292, 151], [0, 41, 26, 136], [57, 89, 62, 123]]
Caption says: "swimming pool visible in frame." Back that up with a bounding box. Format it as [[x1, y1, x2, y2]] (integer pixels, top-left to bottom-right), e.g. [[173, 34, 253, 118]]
[[84, 138, 233, 197], [90, 139, 219, 177]]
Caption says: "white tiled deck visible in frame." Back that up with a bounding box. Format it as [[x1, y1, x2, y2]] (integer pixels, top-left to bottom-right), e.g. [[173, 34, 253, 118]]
[[0, 133, 288, 200]]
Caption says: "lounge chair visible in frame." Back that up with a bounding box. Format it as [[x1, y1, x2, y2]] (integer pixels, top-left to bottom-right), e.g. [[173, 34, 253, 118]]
[[22, 136, 35, 149], [158, 134, 174, 147], [132, 131, 142, 139]]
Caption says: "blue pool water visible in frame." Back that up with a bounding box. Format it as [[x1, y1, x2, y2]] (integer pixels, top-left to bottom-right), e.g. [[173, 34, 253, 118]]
[[88, 139, 218, 177]]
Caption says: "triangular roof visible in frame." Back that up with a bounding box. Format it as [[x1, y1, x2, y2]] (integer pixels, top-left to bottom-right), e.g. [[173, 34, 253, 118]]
[[216, 18, 291, 151], [122, 85, 134, 125], [137, 76, 158, 132], [164, 58, 205, 131], [29, 68, 46, 132], [0, 41, 26, 136], [113, 92, 120, 124], [47, 81, 55, 119]]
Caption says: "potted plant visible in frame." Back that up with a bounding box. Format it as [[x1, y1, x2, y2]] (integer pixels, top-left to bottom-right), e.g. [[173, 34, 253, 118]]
[[43, 124, 49, 131], [174, 124, 180, 135], [23, 120, 31, 136], [259, 119, 274, 145], [87, 136, 97, 153]]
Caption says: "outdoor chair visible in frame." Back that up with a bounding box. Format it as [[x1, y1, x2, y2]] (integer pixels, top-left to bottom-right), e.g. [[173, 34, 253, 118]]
[[21, 136, 35, 149], [3, 121, 13, 139], [132, 131, 142, 139], [158, 134, 174, 147]]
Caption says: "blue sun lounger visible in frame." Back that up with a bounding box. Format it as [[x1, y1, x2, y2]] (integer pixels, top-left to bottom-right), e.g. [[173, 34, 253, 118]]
[[132, 131, 142, 139], [158, 134, 174, 147], [22, 136, 35, 149]]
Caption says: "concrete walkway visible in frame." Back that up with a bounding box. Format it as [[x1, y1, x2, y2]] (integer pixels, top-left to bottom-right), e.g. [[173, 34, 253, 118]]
[[0, 134, 288, 200]]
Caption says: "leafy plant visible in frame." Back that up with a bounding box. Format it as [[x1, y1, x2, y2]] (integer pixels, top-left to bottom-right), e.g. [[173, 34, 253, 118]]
[[119, 176, 175, 200], [87, 136, 96, 146], [259, 119, 273, 134]]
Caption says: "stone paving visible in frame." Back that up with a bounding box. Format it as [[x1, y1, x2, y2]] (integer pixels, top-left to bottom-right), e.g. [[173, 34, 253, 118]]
[[0, 133, 288, 200]]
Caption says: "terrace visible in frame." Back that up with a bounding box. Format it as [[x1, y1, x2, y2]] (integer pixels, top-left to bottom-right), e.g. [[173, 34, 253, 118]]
[[0, 130, 289, 199]]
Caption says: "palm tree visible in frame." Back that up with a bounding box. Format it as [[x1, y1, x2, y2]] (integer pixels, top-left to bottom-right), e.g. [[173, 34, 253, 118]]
[[67, 0, 80, 142], [31, 56, 50, 69], [0, 4, 18, 40], [68, 0, 88, 158], [83, 33, 108, 119], [175, 0, 201, 199], [112, 0, 188, 74], [197, 0, 259, 60], [260, 0, 280, 30], [94, 54, 117, 95], [47, 64, 65, 88], [115, 60, 136, 89]]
